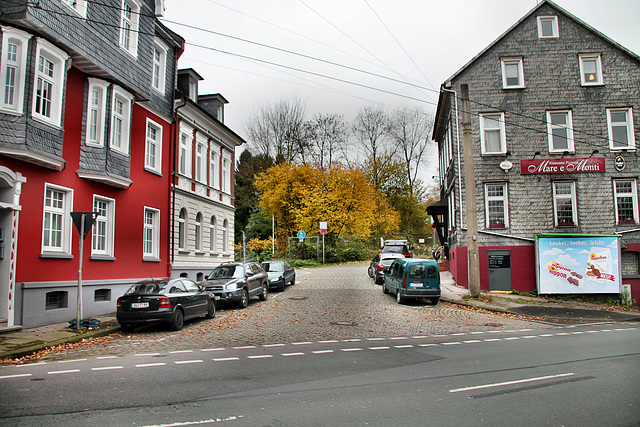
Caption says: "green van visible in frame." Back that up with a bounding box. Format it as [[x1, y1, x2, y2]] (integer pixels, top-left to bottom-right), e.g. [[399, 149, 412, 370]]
[[383, 258, 441, 305]]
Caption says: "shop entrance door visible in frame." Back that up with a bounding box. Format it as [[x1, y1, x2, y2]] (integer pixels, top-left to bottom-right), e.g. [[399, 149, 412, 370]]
[[488, 250, 511, 291]]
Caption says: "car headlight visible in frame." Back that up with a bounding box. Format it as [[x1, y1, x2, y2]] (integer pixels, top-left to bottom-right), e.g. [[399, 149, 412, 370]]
[[271, 276, 282, 282], [224, 282, 239, 291]]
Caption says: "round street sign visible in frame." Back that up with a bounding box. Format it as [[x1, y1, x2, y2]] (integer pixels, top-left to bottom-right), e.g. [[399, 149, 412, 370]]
[[320, 229, 327, 235], [297, 230, 306, 239]]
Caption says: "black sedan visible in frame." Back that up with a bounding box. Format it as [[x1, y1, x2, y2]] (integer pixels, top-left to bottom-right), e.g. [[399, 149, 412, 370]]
[[116, 278, 216, 331], [261, 259, 296, 291], [368, 253, 405, 284]]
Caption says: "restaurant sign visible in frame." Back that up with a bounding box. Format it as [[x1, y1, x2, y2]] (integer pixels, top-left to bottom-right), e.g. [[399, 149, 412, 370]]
[[521, 157, 606, 175]]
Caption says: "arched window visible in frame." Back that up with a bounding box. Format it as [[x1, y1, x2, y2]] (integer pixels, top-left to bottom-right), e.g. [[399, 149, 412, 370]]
[[178, 208, 187, 250], [222, 219, 228, 253], [209, 216, 216, 252], [195, 212, 202, 251]]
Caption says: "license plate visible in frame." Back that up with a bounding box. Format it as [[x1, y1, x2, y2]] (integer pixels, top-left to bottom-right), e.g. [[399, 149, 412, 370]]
[[131, 302, 149, 308]]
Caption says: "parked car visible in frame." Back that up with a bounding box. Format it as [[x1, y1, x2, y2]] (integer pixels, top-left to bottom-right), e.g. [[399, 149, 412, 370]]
[[199, 262, 269, 308], [383, 258, 441, 305], [368, 253, 405, 284], [381, 239, 412, 257], [261, 260, 296, 291], [116, 278, 216, 331]]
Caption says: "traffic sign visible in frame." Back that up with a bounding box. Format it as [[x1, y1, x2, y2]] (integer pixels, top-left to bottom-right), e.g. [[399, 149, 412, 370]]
[[297, 230, 306, 239], [320, 229, 327, 235]]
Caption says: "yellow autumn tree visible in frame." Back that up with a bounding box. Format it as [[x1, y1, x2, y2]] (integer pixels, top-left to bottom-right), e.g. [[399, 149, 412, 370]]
[[255, 163, 399, 242]]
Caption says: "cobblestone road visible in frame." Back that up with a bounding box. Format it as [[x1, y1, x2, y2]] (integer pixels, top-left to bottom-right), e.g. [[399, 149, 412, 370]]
[[47, 264, 549, 359]]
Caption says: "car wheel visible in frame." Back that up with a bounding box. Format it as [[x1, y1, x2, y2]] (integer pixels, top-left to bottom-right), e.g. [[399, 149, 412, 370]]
[[279, 281, 286, 292], [170, 309, 184, 331], [259, 283, 268, 301], [430, 298, 439, 305], [396, 290, 404, 304], [238, 289, 249, 308], [382, 282, 389, 294], [290, 274, 296, 285], [368, 267, 374, 278], [205, 300, 216, 318]]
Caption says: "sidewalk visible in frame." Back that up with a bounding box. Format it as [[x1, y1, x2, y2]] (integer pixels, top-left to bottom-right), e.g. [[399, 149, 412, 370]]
[[1, 272, 639, 362], [439, 270, 640, 323]]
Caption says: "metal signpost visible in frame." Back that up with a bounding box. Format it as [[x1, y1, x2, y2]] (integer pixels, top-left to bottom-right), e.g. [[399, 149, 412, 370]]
[[319, 222, 327, 264], [70, 211, 99, 329]]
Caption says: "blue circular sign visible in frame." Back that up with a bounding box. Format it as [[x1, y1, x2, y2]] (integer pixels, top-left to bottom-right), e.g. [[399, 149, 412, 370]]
[[297, 230, 306, 239]]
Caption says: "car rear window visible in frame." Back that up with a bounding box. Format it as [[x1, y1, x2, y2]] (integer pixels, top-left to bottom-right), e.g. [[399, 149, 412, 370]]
[[383, 245, 405, 254], [126, 283, 165, 294], [408, 264, 426, 280], [427, 265, 438, 279]]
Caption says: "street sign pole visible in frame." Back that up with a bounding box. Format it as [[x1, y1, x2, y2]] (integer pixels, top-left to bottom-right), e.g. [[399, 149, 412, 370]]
[[319, 222, 327, 265], [76, 213, 85, 331]]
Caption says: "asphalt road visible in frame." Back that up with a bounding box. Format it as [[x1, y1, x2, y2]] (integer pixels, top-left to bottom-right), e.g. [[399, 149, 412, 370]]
[[1, 264, 639, 426]]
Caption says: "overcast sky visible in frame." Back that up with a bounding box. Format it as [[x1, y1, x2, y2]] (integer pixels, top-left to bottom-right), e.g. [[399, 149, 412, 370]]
[[161, 0, 640, 171]]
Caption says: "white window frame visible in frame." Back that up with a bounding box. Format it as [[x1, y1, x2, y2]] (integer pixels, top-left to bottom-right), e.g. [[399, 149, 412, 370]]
[[607, 107, 636, 151], [479, 112, 507, 155], [85, 78, 109, 147], [222, 156, 231, 193], [195, 135, 207, 183], [614, 179, 639, 225], [61, 0, 88, 18], [143, 207, 160, 260], [501, 57, 525, 89], [537, 16, 558, 38], [32, 38, 68, 127], [209, 216, 216, 252], [145, 118, 163, 173], [41, 183, 73, 255], [0, 27, 31, 115], [178, 208, 187, 251], [152, 38, 168, 95], [179, 123, 193, 178], [579, 53, 603, 86], [210, 146, 220, 189], [188, 79, 197, 102], [546, 110, 575, 153], [92, 195, 115, 257], [485, 183, 509, 229], [553, 181, 577, 227], [109, 85, 134, 156], [195, 212, 202, 251], [222, 219, 228, 253], [119, 0, 140, 58]]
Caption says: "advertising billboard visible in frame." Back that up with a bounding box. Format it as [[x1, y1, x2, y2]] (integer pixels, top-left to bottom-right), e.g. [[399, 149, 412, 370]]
[[536, 234, 621, 294]]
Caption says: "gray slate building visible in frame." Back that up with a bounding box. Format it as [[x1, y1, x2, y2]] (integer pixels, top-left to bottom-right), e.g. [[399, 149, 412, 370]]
[[431, 0, 640, 297]]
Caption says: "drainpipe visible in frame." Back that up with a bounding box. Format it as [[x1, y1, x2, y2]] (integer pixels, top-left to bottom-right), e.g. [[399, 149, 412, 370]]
[[171, 95, 188, 268], [441, 86, 463, 230]]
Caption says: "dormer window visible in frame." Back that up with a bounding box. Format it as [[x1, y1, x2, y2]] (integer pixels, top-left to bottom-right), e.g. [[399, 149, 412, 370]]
[[188, 80, 197, 102], [537, 16, 558, 38]]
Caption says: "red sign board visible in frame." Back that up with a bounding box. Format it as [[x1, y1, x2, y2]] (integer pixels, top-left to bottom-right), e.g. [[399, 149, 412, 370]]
[[520, 157, 606, 175]]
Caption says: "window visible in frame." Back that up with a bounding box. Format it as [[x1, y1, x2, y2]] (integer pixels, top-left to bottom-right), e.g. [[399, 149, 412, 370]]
[[188, 80, 197, 102], [195, 137, 206, 182], [210, 147, 219, 188], [94, 289, 111, 302], [0, 27, 31, 114], [209, 216, 216, 252], [485, 183, 508, 228], [119, 0, 140, 57], [479, 112, 506, 155], [152, 39, 167, 94], [179, 125, 193, 177], [92, 195, 115, 257], [178, 208, 187, 250], [547, 110, 574, 153], [42, 184, 73, 255], [110, 86, 133, 155], [222, 157, 231, 192], [607, 108, 635, 150], [501, 57, 524, 89], [195, 212, 202, 251], [222, 219, 228, 253], [614, 179, 638, 225], [32, 38, 69, 127], [145, 119, 163, 173], [61, 0, 87, 17], [143, 207, 160, 259], [553, 181, 577, 227], [46, 291, 68, 310], [621, 252, 640, 276], [86, 78, 109, 147], [537, 16, 558, 38], [579, 54, 603, 86]]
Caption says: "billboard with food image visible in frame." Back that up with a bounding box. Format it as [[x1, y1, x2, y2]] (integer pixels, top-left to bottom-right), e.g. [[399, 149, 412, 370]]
[[536, 234, 621, 294]]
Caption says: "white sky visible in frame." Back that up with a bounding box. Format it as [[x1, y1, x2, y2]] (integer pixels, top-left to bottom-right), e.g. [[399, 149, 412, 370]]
[[161, 0, 640, 180]]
